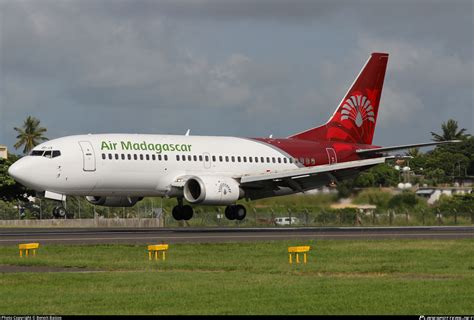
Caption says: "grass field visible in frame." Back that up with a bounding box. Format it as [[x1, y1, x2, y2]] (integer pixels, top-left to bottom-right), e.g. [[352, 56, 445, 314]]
[[0, 239, 473, 315]]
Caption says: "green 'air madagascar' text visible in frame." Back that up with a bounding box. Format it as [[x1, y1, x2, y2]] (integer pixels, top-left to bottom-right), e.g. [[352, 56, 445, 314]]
[[100, 141, 192, 153]]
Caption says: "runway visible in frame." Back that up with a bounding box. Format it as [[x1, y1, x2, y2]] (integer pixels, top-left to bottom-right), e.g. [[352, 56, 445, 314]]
[[0, 226, 472, 245]]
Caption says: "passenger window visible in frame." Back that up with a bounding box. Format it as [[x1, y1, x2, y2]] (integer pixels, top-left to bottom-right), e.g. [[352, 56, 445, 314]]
[[128, 154, 131, 160], [134, 154, 138, 160], [283, 158, 287, 164], [243, 157, 247, 162], [158, 154, 162, 161], [205, 155, 209, 162], [225, 156, 229, 162], [231, 156, 235, 162], [146, 154, 150, 160], [219, 156, 223, 162], [140, 154, 144, 160], [249, 157, 252, 163], [212, 155, 216, 162], [164, 155, 168, 161], [277, 158, 281, 163], [121, 154, 125, 160], [254, 157, 258, 163], [52, 150, 61, 158], [102, 154, 106, 160], [114, 154, 118, 160], [109, 154, 113, 160], [266, 157, 270, 163], [193, 155, 197, 161], [199, 155, 203, 161], [289, 158, 293, 164], [152, 154, 156, 161], [237, 156, 241, 162], [272, 157, 276, 163]]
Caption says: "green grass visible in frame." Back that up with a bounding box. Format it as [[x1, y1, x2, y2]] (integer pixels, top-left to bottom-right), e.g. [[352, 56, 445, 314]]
[[0, 239, 473, 314]]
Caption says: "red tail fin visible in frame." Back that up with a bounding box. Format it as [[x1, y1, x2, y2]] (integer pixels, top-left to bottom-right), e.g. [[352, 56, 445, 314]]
[[290, 52, 389, 145]]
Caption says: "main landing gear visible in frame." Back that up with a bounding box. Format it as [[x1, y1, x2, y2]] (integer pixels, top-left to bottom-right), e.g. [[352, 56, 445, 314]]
[[224, 204, 246, 221], [172, 198, 194, 221], [171, 200, 247, 222]]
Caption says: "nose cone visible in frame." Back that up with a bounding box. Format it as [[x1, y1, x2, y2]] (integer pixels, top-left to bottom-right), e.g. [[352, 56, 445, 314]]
[[8, 159, 28, 184], [8, 157, 39, 189]]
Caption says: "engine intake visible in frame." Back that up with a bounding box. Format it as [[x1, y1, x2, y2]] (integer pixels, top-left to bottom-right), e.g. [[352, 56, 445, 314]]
[[183, 176, 243, 205]]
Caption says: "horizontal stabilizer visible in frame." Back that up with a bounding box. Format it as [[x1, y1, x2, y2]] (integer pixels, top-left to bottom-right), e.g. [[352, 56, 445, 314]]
[[356, 140, 461, 155]]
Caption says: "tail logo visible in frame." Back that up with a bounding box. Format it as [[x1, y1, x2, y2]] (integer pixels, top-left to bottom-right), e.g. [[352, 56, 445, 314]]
[[340, 94, 375, 127]]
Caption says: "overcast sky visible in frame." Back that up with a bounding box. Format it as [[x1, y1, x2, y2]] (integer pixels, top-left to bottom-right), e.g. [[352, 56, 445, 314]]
[[0, 0, 473, 152]]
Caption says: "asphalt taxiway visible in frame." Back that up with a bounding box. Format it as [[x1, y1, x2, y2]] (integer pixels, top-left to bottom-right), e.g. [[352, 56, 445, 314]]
[[0, 226, 472, 245]]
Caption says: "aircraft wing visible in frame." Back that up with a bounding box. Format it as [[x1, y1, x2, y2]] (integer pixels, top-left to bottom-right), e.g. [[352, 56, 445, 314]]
[[356, 140, 461, 156], [239, 157, 387, 197]]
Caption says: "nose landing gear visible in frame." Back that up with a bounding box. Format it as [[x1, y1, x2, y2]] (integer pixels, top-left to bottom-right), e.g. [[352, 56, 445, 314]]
[[52, 205, 68, 219]]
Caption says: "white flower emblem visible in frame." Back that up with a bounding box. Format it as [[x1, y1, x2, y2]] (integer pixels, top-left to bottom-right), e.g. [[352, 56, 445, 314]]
[[340, 94, 375, 127]]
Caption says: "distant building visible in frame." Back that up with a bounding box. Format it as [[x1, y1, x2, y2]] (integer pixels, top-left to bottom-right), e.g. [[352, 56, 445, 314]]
[[0, 145, 7, 159], [416, 187, 473, 204]]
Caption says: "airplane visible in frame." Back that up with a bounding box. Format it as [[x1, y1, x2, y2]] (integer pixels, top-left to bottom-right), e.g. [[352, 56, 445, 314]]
[[8, 52, 458, 220]]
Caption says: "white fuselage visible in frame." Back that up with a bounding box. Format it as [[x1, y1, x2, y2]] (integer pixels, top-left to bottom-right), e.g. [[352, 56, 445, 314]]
[[9, 134, 299, 197]]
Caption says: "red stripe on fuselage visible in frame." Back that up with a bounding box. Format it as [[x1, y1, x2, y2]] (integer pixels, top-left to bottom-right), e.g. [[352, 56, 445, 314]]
[[251, 137, 377, 167]]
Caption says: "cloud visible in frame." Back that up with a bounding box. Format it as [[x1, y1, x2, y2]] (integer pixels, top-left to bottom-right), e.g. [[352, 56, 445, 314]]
[[0, 0, 472, 151]]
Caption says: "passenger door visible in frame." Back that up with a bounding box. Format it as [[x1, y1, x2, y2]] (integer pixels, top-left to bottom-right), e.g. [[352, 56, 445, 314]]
[[79, 141, 96, 171]]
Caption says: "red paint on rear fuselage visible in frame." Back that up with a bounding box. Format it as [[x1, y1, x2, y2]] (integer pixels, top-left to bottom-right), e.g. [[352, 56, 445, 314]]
[[253, 137, 378, 167]]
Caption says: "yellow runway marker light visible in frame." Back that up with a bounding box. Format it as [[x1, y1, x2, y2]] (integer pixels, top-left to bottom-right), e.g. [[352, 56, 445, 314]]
[[19, 243, 40, 258], [148, 244, 169, 261], [288, 246, 311, 264]]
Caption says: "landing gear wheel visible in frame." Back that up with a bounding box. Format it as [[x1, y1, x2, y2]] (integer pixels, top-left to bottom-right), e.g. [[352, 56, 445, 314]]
[[182, 205, 194, 221], [225, 205, 247, 221], [53, 206, 67, 218], [225, 206, 235, 220], [172, 206, 183, 221], [234, 205, 246, 221], [172, 205, 194, 221]]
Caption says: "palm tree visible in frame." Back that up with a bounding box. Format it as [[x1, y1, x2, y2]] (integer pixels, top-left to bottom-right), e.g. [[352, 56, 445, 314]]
[[430, 119, 470, 141], [14, 116, 49, 154]]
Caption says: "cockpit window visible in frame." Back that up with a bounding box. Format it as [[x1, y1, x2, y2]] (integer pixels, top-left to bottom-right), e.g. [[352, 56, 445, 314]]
[[30, 150, 44, 156], [29, 150, 61, 158]]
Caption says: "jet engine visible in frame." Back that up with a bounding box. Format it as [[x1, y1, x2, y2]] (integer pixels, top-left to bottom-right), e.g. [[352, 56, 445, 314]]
[[183, 176, 243, 205], [85, 196, 143, 207]]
